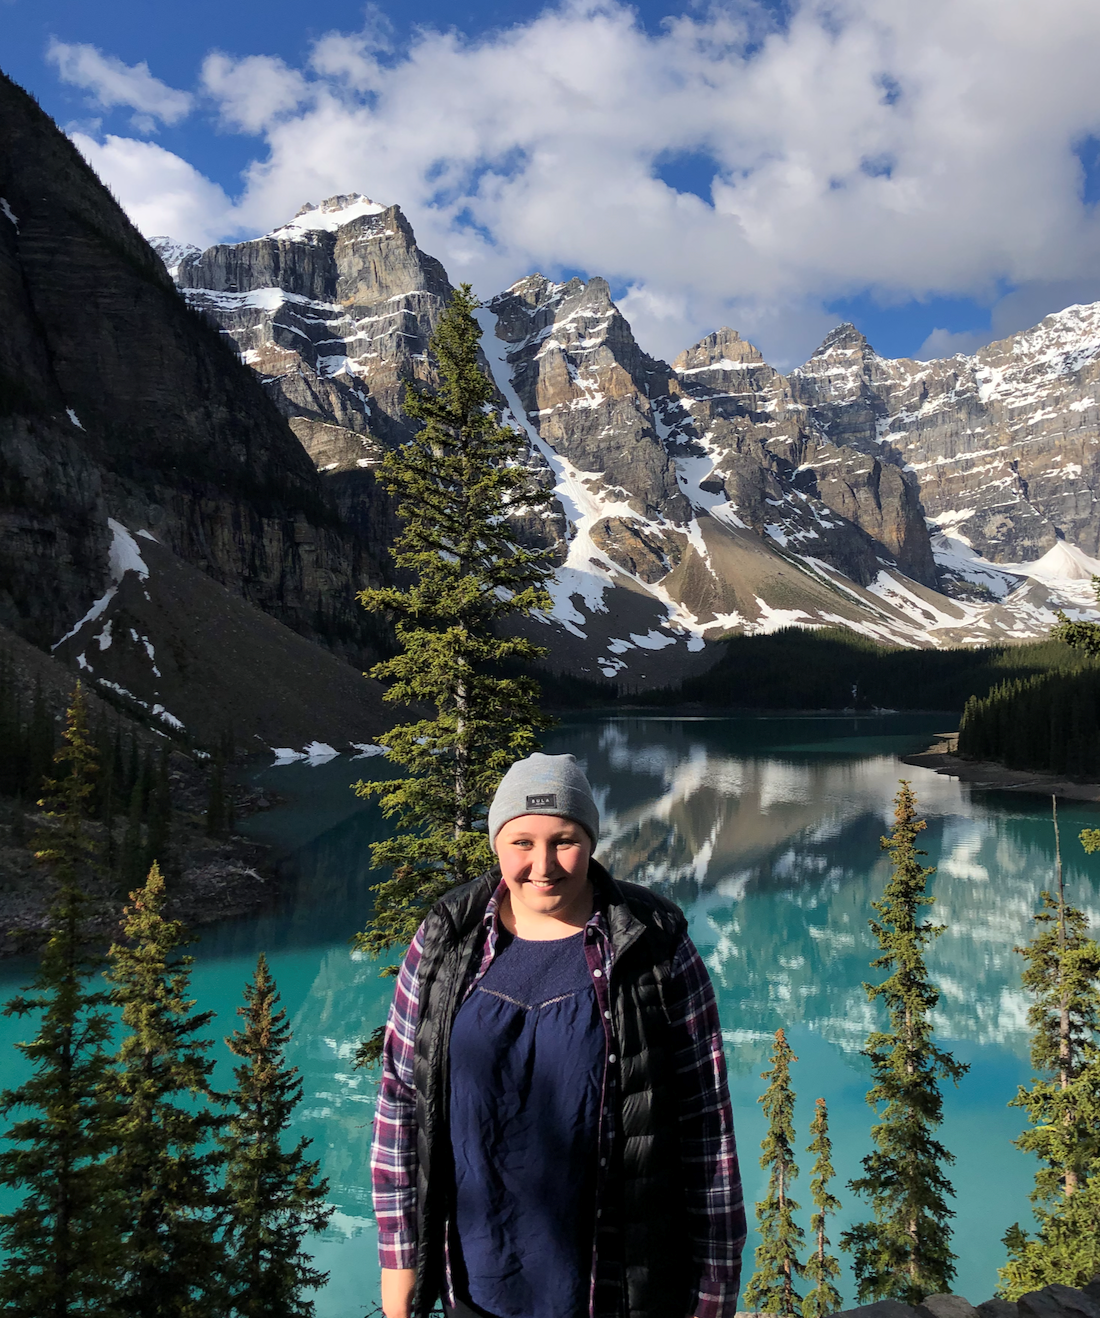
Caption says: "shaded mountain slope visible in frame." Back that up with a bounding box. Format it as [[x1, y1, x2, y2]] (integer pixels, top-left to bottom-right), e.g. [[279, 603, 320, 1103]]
[[50, 521, 388, 749], [0, 72, 373, 660], [0, 71, 390, 746]]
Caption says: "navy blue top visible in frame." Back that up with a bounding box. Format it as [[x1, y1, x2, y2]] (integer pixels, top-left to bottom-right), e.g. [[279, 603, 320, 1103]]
[[448, 929, 605, 1318]]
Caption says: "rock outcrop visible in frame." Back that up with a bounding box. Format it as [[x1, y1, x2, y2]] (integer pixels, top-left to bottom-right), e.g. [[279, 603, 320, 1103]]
[[667, 323, 937, 588], [786, 310, 1100, 564], [172, 195, 453, 460], [817, 1280, 1100, 1318]]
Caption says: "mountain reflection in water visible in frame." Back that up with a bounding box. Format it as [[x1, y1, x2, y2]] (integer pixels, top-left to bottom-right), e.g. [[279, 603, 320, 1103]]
[[3, 714, 1099, 1315], [584, 716, 1100, 1064]]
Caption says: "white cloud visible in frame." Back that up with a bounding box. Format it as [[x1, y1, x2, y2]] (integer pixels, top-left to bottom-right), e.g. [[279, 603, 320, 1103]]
[[916, 327, 990, 360], [200, 53, 310, 134], [917, 276, 1100, 360], [47, 39, 193, 130], [71, 133, 235, 249], [64, 0, 1100, 366]]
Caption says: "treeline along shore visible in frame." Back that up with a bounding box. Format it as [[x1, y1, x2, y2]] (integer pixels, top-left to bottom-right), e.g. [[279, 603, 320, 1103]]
[[9, 619, 1100, 950], [0, 634, 276, 955]]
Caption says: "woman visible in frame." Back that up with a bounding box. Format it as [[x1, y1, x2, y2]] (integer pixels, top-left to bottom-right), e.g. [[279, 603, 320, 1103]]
[[371, 753, 745, 1318]]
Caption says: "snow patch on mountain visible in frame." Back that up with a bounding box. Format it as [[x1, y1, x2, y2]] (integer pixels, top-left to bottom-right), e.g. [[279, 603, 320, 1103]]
[[53, 520, 151, 649], [108, 518, 150, 582], [476, 307, 619, 632], [183, 286, 342, 316], [149, 236, 201, 277], [266, 194, 385, 240]]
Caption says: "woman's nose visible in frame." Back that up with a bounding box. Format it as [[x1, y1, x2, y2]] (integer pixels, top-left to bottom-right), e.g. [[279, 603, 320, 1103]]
[[531, 842, 559, 876]]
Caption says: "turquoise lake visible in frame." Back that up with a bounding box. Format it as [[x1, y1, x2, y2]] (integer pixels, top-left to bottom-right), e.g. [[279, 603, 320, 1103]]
[[3, 713, 1100, 1314]]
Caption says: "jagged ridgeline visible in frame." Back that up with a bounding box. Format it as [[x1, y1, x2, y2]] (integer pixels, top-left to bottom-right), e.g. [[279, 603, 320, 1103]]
[[161, 184, 1100, 693]]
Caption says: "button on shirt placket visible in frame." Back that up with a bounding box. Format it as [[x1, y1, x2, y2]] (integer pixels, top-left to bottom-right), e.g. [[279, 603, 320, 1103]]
[[584, 917, 619, 1316]]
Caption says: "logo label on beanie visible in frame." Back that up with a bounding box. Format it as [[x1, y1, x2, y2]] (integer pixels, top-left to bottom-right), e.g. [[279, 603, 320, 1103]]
[[526, 793, 557, 809]]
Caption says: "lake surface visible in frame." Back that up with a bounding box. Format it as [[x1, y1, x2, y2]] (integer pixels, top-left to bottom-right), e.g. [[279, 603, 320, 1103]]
[[4, 713, 1100, 1314]]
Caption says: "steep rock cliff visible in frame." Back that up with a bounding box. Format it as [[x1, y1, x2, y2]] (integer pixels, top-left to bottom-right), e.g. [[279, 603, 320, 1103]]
[[173, 196, 453, 459], [788, 309, 1100, 564], [0, 72, 386, 742], [668, 324, 937, 588], [0, 74, 374, 652]]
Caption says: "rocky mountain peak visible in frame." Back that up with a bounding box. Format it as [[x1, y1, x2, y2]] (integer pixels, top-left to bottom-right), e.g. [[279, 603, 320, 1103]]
[[149, 236, 201, 278], [807, 321, 873, 359], [159, 182, 1100, 669], [267, 193, 386, 240], [673, 327, 765, 374], [174, 196, 452, 501], [488, 273, 687, 524], [789, 320, 882, 416]]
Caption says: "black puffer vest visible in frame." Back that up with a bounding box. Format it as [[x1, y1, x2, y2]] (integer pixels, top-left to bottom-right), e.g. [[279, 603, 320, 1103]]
[[410, 861, 692, 1318]]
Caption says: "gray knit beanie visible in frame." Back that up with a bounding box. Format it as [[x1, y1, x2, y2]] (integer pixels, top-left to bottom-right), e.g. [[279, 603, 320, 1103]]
[[488, 753, 600, 852]]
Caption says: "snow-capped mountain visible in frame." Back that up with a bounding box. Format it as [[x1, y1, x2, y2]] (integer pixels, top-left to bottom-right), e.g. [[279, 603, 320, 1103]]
[[153, 196, 1100, 682]]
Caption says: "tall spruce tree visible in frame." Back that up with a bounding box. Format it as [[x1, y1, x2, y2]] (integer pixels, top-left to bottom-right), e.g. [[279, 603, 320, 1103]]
[[107, 862, 227, 1318], [221, 953, 332, 1318], [353, 286, 554, 983], [745, 1028, 804, 1317], [840, 781, 968, 1303], [998, 799, 1100, 1296], [803, 1098, 842, 1318], [0, 684, 122, 1317]]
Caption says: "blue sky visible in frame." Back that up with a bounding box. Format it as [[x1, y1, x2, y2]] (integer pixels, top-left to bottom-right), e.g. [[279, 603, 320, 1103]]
[[4, 0, 1100, 367]]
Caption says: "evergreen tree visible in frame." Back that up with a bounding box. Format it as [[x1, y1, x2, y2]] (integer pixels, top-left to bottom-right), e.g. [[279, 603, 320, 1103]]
[[107, 862, 227, 1318], [353, 285, 554, 975], [998, 799, 1100, 1296], [0, 683, 122, 1317], [745, 1028, 804, 1316], [221, 954, 332, 1317], [803, 1098, 842, 1318], [1051, 576, 1100, 657], [840, 781, 968, 1303]]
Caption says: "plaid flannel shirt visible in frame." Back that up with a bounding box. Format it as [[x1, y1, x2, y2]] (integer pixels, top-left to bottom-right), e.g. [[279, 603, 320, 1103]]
[[370, 878, 746, 1318]]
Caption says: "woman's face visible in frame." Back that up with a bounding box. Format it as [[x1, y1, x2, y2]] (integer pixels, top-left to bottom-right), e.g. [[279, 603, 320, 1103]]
[[495, 813, 593, 927]]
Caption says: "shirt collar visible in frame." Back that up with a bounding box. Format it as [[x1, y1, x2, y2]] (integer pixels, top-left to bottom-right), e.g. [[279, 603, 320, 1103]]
[[481, 872, 612, 942]]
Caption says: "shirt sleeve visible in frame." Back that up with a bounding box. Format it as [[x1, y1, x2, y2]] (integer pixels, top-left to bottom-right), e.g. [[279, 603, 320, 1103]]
[[665, 931, 747, 1318], [370, 925, 425, 1270]]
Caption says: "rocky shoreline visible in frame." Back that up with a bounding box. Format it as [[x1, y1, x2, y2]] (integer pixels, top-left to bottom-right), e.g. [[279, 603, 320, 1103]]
[[0, 755, 281, 959], [901, 734, 1100, 803], [739, 1279, 1100, 1318]]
